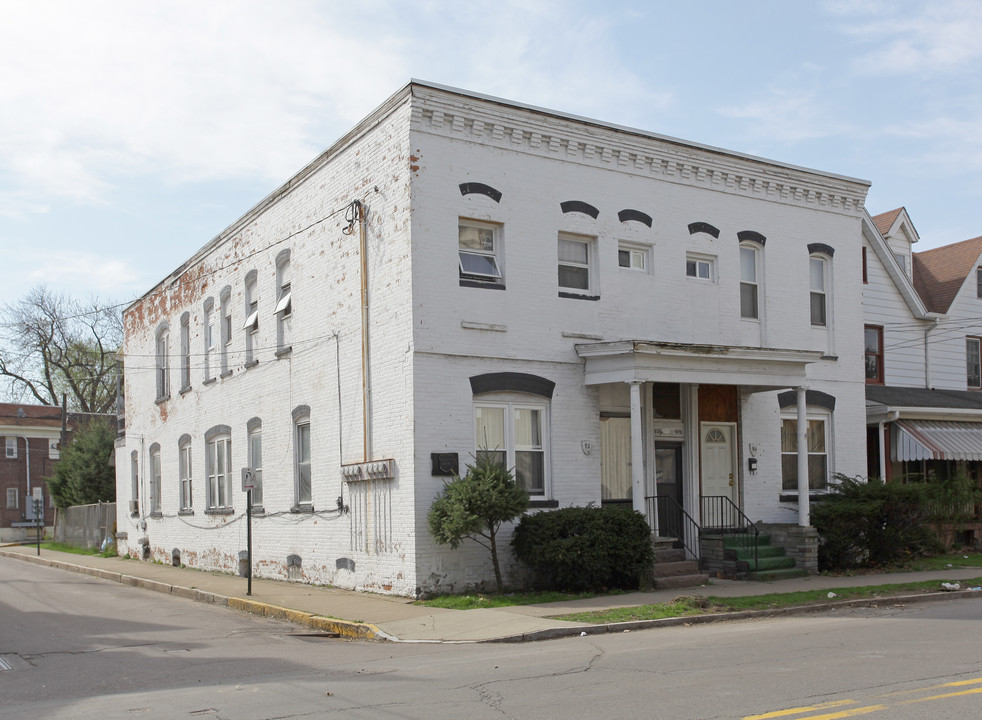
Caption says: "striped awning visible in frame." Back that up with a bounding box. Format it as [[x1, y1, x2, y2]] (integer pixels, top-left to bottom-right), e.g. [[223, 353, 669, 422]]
[[893, 420, 982, 462]]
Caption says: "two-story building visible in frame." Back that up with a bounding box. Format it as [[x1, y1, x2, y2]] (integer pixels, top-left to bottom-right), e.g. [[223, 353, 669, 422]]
[[0, 403, 62, 541], [115, 81, 871, 595]]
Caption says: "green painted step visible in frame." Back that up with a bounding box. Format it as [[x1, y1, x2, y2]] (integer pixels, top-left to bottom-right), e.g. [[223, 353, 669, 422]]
[[730, 545, 787, 561], [746, 567, 809, 581], [721, 534, 772, 548]]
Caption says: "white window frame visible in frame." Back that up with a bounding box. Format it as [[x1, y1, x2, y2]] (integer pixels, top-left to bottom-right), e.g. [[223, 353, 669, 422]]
[[474, 398, 550, 498], [810, 255, 829, 327], [130, 450, 139, 508], [155, 327, 170, 400], [149, 445, 162, 514], [180, 312, 191, 390], [780, 412, 832, 493], [248, 423, 263, 508], [275, 250, 292, 352], [558, 233, 596, 295], [685, 253, 715, 282], [5, 436, 17, 459], [203, 298, 215, 382], [179, 440, 193, 512], [294, 418, 311, 507], [7, 487, 17, 509], [740, 244, 760, 320], [206, 434, 232, 511], [244, 271, 259, 366], [968, 337, 982, 389], [617, 242, 649, 273], [458, 218, 503, 284], [219, 286, 232, 377]]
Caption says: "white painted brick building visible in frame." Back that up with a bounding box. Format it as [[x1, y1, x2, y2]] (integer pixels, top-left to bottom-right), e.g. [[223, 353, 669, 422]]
[[116, 81, 871, 595]]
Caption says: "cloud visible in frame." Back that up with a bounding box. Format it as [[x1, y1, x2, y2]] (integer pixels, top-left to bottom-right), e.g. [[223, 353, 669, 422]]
[[717, 86, 851, 145], [829, 0, 982, 76]]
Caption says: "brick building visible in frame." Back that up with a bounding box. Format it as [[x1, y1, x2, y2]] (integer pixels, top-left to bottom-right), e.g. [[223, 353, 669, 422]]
[[0, 403, 62, 541], [115, 81, 871, 595]]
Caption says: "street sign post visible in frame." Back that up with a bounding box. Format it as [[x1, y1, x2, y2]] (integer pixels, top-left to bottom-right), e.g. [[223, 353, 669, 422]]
[[241, 468, 254, 595]]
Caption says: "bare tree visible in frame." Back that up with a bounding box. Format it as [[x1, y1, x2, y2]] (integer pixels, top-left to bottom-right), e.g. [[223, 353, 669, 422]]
[[0, 286, 122, 413]]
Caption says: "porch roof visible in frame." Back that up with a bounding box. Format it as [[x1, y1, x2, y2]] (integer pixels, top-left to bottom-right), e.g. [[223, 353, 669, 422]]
[[866, 385, 982, 423], [574, 340, 822, 387]]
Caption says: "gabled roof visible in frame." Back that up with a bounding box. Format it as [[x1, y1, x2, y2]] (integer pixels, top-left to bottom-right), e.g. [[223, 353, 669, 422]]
[[861, 210, 932, 319], [913, 236, 982, 313], [872, 208, 904, 236]]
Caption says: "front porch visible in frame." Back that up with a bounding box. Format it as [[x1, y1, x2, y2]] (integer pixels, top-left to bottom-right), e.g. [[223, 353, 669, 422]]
[[579, 340, 827, 582]]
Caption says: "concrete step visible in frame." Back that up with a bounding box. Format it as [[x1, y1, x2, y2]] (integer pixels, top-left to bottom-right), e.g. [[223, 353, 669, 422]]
[[653, 547, 687, 564], [653, 573, 711, 590], [742, 556, 798, 572], [653, 560, 701, 577]]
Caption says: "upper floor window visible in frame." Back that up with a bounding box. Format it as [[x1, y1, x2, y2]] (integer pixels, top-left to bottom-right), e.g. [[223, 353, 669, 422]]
[[618, 243, 648, 272], [203, 298, 215, 382], [977, 268, 982, 299], [810, 256, 828, 326], [244, 271, 259, 366], [862, 247, 868, 285], [475, 399, 549, 497], [459, 219, 503, 286], [179, 436, 193, 512], [968, 337, 981, 389], [685, 254, 715, 281], [740, 245, 760, 320], [5, 436, 17, 459], [865, 325, 884, 384], [155, 324, 170, 401], [275, 250, 292, 353], [179, 312, 191, 391], [558, 233, 595, 295], [220, 286, 232, 377]]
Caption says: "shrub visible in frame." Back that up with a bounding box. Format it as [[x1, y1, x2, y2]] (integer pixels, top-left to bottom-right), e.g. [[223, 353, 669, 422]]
[[812, 475, 941, 571], [511, 505, 654, 591], [427, 456, 529, 592]]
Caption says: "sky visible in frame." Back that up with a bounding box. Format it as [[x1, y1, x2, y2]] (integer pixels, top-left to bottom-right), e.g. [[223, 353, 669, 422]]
[[2, 0, 981, 311]]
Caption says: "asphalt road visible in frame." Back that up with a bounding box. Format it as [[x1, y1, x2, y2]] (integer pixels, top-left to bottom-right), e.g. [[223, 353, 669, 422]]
[[2, 558, 981, 719]]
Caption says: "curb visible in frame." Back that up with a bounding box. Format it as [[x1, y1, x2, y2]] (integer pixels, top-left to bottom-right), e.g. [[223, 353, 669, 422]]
[[490, 587, 982, 643], [0, 550, 384, 642]]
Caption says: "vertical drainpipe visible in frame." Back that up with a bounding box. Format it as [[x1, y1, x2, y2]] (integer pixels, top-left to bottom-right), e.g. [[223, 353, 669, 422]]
[[924, 318, 938, 388], [359, 200, 372, 463]]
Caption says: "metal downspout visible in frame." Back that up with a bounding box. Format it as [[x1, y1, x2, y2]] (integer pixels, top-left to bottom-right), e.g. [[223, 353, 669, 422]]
[[358, 201, 372, 463], [22, 436, 30, 520], [924, 318, 938, 388]]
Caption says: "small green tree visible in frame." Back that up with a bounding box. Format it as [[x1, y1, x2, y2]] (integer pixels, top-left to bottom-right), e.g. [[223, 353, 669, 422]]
[[46, 417, 116, 508], [427, 456, 529, 592]]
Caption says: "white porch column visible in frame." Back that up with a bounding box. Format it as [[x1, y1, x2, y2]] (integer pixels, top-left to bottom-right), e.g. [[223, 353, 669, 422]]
[[796, 386, 810, 527], [629, 381, 645, 516]]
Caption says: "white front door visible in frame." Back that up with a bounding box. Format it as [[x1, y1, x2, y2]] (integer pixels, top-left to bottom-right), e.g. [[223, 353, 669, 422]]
[[700, 423, 737, 506]]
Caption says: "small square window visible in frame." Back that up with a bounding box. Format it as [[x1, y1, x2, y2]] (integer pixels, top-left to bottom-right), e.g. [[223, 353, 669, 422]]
[[685, 255, 714, 281], [618, 244, 648, 272]]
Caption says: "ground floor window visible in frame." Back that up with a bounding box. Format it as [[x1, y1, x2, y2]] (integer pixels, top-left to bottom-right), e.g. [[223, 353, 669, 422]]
[[206, 435, 232, 510], [179, 440, 193, 511], [474, 400, 549, 496], [781, 416, 829, 491]]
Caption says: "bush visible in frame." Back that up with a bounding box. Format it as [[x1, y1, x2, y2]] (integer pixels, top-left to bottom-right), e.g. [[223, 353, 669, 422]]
[[427, 456, 529, 592], [511, 505, 654, 591], [812, 475, 941, 571]]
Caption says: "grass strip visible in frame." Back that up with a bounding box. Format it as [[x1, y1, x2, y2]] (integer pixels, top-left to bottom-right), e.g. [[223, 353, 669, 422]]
[[554, 577, 982, 624], [39, 541, 114, 557], [418, 590, 606, 610]]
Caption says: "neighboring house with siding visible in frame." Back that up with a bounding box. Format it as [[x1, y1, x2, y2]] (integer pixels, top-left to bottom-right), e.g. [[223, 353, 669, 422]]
[[115, 81, 871, 596], [0, 403, 62, 541], [864, 208, 982, 544]]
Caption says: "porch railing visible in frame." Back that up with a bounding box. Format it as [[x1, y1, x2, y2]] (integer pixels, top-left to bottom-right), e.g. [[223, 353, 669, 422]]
[[645, 494, 701, 562], [700, 495, 759, 570]]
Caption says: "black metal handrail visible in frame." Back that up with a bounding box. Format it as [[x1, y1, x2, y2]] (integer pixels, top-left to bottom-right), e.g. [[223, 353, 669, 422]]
[[645, 494, 701, 561], [700, 495, 759, 570]]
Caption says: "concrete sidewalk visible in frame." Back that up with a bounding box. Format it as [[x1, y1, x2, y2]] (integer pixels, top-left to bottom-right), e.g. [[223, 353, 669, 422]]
[[3, 545, 981, 643]]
